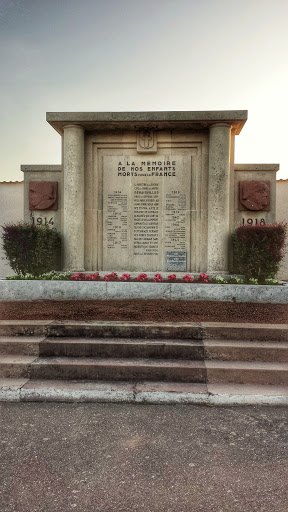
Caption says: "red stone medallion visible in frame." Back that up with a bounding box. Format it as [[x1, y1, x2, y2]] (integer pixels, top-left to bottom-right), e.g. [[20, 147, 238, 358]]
[[29, 181, 58, 211], [239, 180, 270, 211]]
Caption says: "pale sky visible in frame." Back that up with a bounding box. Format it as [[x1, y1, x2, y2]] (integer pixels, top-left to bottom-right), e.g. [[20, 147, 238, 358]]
[[1, 0, 288, 181]]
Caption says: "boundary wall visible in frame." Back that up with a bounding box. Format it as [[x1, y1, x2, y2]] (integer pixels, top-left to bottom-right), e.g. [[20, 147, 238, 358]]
[[0, 182, 24, 277]]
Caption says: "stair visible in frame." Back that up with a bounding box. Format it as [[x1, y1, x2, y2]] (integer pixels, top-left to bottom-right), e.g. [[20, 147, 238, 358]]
[[1, 320, 288, 404]]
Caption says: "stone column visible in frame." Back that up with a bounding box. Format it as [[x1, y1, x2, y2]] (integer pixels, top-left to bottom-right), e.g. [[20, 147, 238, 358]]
[[63, 124, 85, 271], [207, 123, 231, 273]]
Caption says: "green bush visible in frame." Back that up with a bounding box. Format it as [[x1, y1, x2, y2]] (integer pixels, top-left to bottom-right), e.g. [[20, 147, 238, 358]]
[[6, 271, 72, 280], [232, 223, 287, 284], [1, 222, 61, 277]]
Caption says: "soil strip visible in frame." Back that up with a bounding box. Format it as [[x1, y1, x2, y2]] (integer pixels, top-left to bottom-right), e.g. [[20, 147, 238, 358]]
[[0, 300, 287, 323]]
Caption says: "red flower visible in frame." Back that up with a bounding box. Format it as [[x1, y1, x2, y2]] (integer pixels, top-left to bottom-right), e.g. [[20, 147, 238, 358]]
[[182, 274, 194, 283], [198, 273, 209, 283], [70, 272, 87, 281], [168, 274, 177, 282], [87, 272, 100, 281], [120, 273, 131, 281], [104, 272, 118, 281], [137, 273, 148, 282], [154, 273, 163, 282]]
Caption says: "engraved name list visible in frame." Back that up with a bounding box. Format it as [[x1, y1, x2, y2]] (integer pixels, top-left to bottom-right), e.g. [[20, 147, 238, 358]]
[[103, 155, 190, 270]]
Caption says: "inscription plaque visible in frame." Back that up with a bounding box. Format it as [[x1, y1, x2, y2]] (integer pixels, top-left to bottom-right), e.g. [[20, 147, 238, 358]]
[[102, 155, 191, 270], [133, 183, 159, 256], [166, 251, 187, 271], [106, 192, 128, 250], [164, 192, 186, 250]]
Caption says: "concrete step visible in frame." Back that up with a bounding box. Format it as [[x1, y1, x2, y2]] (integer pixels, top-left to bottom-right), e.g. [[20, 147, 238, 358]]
[[1, 320, 287, 341], [0, 336, 42, 356], [40, 338, 204, 359], [29, 357, 206, 382], [1, 321, 288, 390], [0, 355, 37, 378], [46, 322, 203, 340], [204, 340, 288, 362], [1, 352, 288, 387], [202, 323, 288, 341], [206, 361, 288, 386], [0, 321, 51, 336]]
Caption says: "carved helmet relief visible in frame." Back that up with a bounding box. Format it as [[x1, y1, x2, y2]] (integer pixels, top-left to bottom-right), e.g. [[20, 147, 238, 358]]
[[239, 180, 271, 211], [137, 129, 157, 153], [139, 129, 154, 149], [29, 181, 58, 211]]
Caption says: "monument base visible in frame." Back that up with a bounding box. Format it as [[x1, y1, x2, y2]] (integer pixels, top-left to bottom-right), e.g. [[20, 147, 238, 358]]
[[0, 280, 287, 303]]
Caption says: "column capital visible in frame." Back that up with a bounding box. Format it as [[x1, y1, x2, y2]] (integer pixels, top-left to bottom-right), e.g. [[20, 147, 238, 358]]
[[63, 124, 84, 130], [209, 122, 232, 130]]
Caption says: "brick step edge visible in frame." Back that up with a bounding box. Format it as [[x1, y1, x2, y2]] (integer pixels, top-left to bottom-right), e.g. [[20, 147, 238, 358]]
[[1, 379, 288, 406]]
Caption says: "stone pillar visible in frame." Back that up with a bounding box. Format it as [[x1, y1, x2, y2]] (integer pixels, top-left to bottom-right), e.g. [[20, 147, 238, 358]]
[[63, 124, 85, 271], [207, 123, 231, 273]]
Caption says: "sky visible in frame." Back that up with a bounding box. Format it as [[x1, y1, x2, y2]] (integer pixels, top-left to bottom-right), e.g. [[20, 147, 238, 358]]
[[0, 0, 288, 181]]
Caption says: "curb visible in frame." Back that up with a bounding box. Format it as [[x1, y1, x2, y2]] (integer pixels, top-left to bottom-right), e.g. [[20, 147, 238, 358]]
[[2, 380, 288, 406]]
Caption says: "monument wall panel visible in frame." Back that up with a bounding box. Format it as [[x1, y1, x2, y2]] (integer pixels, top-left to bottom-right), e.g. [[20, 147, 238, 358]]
[[233, 168, 276, 229], [22, 167, 62, 234], [84, 131, 208, 272]]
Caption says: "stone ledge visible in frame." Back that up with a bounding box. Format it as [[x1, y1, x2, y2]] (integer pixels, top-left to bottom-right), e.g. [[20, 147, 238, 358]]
[[234, 164, 280, 171], [47, 110, 248, 123], [0, 280, 287, 303], [46, 110, 248, 135], [21, 165, 62, 172]]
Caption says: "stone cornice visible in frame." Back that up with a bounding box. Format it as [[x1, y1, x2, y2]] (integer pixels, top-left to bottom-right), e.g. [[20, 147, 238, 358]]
[[46, 110, 248, 136]]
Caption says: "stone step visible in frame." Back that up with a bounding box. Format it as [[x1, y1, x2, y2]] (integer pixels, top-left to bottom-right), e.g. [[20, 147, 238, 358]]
[[0, 321, 52, 336], [0, 355, 37, 378], [1, 353, 288, 387], [204, 340, 288, 362], [2, 335, 287, 363], [206, 361, 288, 386], [0, 336, 42, 356], [46, 322, 203, 340], [40, 338, 204, 359], [29, 357, 206, 382], [1, 320, 287, 341], [202, 323, 288, 341]]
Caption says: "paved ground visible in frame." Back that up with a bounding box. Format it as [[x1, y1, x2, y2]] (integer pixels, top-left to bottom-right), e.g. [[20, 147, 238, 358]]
[[0, 403, 288, 512]]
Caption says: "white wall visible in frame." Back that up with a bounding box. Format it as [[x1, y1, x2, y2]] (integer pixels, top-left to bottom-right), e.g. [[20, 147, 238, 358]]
[[276, 180, 288, 280], [0, 182, 24, 277]]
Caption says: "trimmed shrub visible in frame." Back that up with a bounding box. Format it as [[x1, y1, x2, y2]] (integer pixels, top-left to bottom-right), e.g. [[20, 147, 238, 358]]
[[1, 222, 61, 276], [232, 223, 287, 283]]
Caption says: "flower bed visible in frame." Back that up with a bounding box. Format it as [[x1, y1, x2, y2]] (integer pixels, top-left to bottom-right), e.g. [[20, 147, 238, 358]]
[[71, 272, 208, 283], [6, 271, 282, 285]]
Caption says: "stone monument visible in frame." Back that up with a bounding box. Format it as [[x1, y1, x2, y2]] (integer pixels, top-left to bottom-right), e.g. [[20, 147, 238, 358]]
[[21, 111, 279, 273]]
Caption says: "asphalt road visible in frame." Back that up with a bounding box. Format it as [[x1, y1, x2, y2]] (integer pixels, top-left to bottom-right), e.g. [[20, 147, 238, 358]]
[[0, 402, 288, 512]]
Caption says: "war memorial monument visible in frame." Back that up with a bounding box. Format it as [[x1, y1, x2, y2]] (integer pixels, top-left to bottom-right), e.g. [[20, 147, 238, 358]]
[[21, 110, 278, 274]]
